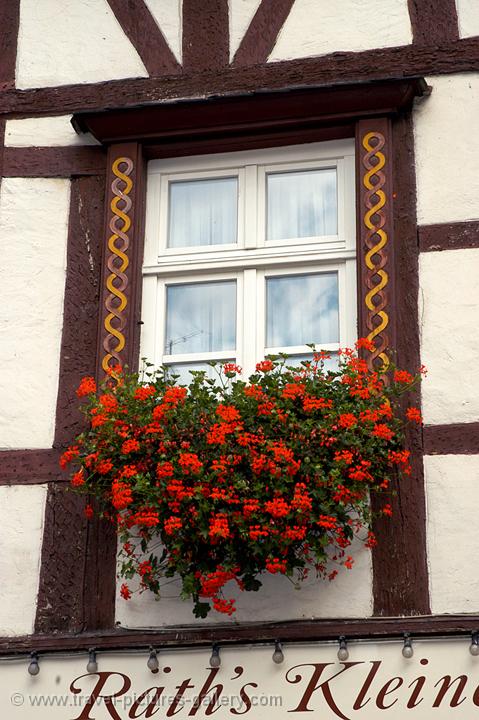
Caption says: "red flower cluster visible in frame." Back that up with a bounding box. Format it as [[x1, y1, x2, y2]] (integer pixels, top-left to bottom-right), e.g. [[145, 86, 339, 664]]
[[67, 341, 421, 617]]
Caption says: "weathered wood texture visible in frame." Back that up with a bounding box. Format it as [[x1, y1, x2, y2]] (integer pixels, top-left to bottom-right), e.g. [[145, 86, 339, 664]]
[[106, 0, 180, 76], [419, 220, 479, 252], [424, 423, 479, 455], [2, 39, 479, 117], [35, 174, 112, 634], [2, 146, 106, 177], [232, 0, 295, 66], [0, 0, 19, 88], [408, 0, 459, 45], [358, 114, 430, 617], [182, 0, 229, 71], [0, 450, 63, 485], [4, 615, 479, 655]]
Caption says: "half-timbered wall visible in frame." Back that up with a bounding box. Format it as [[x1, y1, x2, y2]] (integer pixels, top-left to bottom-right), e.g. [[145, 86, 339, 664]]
[[0, 0, 478, 643]]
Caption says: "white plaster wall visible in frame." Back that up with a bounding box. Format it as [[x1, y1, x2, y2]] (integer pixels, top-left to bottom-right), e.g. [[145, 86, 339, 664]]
[[5, 116, 98, 147], [419, 248, 479, 425], [414, 73, 479, 225], [229, 0, 262, 59], [457, 0, 479, 38], [0, 178, 70, 449], [0, 485, 47, 635], [269, 0, 412, 61], [16, 0, 148, 89], [144, 0, 182, 62], [116, 539, 372, 627], [425, 454, 479, 614]]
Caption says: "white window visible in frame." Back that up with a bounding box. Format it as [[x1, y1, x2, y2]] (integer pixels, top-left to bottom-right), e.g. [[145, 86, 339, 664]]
[[141, 140, 356, 381]]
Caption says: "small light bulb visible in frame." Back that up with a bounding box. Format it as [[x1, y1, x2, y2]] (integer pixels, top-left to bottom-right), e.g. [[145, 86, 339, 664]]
[[28, 652, 40, 676], [209, 645, 221, 668], [402, 633, 414, 659], [337, 636, 349, 661], [470, 633, 479, 656], [272, 641, 284, 664], [87, 649, 98, 673], [147, 647, 159, 673]]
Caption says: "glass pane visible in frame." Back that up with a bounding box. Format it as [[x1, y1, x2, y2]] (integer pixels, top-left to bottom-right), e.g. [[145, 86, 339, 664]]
[[166, 361, 233, 386], [168, 177, 238, 248], [266, 273, 339, 348], [267, 168, 337, 241], [165, 281, 236, 355], [282, 353, 339, 374]]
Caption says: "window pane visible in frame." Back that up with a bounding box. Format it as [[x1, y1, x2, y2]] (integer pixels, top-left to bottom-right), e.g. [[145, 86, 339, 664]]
[[282, 353, 339, 373], [168, 177, 238, 248], [166, 361, 233, 386], [266, 273, 339, 348], [165, 281, 236, 355], [267, 168, 337, 241]]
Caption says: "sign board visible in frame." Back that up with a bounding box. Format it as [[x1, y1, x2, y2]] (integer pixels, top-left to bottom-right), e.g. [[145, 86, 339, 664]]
[[2, 639, 479, 719]]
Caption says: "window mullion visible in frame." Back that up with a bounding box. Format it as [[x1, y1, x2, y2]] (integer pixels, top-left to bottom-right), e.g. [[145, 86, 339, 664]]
[[242, 268, 257, 377], [244, 164, 258, 249]]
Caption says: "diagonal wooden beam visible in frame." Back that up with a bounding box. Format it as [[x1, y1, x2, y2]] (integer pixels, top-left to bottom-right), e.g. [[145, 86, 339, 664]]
[[408, 0, 459, 45], [106, 0, 181, 76], [182, 0, 229, 71], [232, 0, 295, 66]]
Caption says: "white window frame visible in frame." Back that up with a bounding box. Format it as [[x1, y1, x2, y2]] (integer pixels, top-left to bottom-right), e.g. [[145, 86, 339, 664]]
[[141, 139, 356, 379]]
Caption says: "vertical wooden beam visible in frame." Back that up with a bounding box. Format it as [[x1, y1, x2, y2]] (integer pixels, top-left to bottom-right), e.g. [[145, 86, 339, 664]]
[[0, 0, 20, 89], [356, 116, 430, 616], [36, 176, 106, 634], [182, 0, 229, 71], [408, 0, 459, 45], [81, 144, 147, 631]]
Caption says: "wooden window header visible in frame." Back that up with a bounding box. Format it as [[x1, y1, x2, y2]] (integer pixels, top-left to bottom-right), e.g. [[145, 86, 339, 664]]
[[71, 78, 428, 157]]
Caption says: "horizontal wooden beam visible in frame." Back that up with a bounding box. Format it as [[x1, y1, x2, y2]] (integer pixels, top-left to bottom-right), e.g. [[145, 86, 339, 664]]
[[423, 422, 479, 455], [1, 615, 479, 655], [419, 220, 479, 252], [0, 449, 65, 485], [2, 38, 479, 117], [2, 146, 106, 177]]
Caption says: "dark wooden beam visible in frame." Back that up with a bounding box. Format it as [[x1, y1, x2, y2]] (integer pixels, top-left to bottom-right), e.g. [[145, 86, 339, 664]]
[[35, 174, 107, 634], [2, 146, 106, 177], [72, 79, 428, 144], [419, 220, 479, 252], [424, 422, 479, 455], [0, 449, 64, 485], [0, 0, 20, 89], [182, 0, 229, 71], [3, 615, 479, 654], [408, 0, 459, 45], [2, 38, 479, 117], [232, 0, 295, 66], [106, 0, 180, 76]]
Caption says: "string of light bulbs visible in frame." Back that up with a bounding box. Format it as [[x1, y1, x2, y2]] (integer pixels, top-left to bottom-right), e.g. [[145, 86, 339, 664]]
[[14, 631, 478, 675]]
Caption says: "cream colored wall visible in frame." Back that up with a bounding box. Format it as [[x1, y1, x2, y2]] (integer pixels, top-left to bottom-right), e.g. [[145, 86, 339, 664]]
[[117, 538, 373, 628], [0, 177, 70, 449], [0, 485, 47, 635], [415, 71, 479, 613], [5, 116, 98, 147], [16, 0, 147, 88], [414, 73, 479, 225], [144, 0, 182, 62], [269, 0, 412, 61], [457, 0, 479, 38]]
